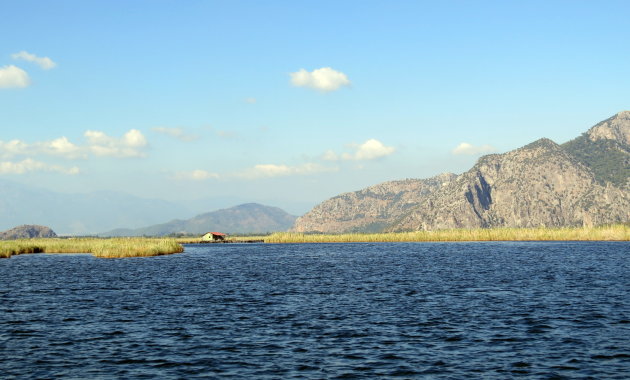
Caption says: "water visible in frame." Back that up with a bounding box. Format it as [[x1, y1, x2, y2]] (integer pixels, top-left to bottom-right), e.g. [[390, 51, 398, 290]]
[[1, 242, 629, 379]]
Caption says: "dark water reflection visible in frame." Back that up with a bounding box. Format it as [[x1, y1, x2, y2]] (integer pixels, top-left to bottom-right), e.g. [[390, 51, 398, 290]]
[[1, 242, 629, 378]]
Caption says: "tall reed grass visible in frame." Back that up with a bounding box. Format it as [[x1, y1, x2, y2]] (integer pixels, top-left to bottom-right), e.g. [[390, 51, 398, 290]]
[[0, 238, 184, 259], [264, 224, 629, 243]]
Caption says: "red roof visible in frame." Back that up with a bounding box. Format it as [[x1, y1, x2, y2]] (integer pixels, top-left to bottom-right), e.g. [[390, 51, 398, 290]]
[[208, 232, 227, 236]]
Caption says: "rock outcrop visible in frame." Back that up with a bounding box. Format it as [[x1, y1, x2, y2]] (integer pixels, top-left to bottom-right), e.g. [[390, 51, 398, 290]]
[[0, 225, 58, 240], [293, 111, 630, 232]]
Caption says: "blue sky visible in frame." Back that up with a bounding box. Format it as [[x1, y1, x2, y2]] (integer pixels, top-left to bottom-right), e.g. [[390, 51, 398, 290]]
[[1, 0, 629, 214]]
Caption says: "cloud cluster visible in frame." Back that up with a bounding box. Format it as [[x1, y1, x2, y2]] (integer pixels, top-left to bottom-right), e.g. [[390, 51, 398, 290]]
[[1, 130, 148, 160], [452, 142, 497, 155], [11, 51, 57, 70], [84, 129, 148, 158], [0, 158, 79, 175], [324, 139, 396, 161], [290, 67, 351, 92], [1, 51, 57, 89]]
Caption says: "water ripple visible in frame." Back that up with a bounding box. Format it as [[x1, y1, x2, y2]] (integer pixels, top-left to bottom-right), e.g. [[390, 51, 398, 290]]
[[1, 241, 629, 379]]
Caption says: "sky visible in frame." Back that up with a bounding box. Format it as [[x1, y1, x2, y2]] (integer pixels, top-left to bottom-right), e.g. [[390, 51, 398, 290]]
[[1, 0, 629, 215]]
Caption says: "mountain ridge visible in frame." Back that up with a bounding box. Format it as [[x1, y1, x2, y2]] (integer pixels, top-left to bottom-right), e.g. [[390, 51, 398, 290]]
[[101, 203, 297, 236], [293, 111, 630, 233]]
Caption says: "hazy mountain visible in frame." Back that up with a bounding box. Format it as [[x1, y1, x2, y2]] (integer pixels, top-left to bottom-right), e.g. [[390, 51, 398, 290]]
[[293, 111, 630, 232], [0, 225, 57, 240], [102, 203, 297, 236], [0, 181, 190, 235]]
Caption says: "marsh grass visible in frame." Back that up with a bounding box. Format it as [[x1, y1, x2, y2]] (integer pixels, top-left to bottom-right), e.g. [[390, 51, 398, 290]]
[[0, 238, 184, 259], [264, 224, 629, 243]]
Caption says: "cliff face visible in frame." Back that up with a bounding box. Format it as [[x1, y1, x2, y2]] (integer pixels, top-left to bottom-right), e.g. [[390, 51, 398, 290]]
[[294, 111, 630, 232], [391, 138, 628, 231], [292, 173, 456, 233]]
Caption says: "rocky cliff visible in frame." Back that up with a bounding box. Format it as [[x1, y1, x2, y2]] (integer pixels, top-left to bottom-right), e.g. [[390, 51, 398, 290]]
[[293, 111, 630, 232], [391, 138, 628, 231]]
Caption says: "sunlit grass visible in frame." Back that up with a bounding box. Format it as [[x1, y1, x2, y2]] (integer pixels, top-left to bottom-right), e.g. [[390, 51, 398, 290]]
[[264, 224, 629, 243], [0, 238, 184, 259]]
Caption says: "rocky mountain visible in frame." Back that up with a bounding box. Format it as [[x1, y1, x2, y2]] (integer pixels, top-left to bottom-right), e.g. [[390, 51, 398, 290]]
[[0, 225, 57, 240], [293, 111, 630, 232], [292, 173, 457, 233], [0, 181, 191, 236], [563, 111, 630, 188], [102, 203, 297, 236]]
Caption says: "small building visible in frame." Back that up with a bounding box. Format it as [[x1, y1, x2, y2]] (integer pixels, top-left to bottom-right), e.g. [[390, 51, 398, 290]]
[[201, 232, 227, 242]]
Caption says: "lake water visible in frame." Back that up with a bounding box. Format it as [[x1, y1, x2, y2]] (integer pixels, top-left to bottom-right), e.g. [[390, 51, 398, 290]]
[[1, 242, 629, 379]]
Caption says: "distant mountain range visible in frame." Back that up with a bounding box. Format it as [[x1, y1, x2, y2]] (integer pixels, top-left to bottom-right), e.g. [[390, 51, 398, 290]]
[[293, 111, 630, 232], [101, 203, 297, 236], [0, 179, 298, 236], [0, 181, 191, 235]]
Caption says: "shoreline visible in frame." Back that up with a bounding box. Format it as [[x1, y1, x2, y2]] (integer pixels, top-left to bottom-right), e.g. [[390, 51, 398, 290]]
[[2, 225, 627, 259]]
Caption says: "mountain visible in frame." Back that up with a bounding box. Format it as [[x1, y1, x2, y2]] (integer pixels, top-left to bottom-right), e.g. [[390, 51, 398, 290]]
[[0, 181, 190, 235], [562, 111, 630, 188], [102, 203, 297, 236], [293, 111, 630, 232], [292, 173, 457, 233], [0, 225, 57, 240]]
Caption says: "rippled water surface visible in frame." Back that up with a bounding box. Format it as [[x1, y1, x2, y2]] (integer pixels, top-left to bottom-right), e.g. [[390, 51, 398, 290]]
[[2, 242, 630, 378]]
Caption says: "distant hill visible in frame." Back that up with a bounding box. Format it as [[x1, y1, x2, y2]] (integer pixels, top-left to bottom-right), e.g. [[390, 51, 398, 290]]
[[102, 203, 297, 236], [0, 225, 57, 240], [0, 181, 190, 235], [293, 111, 630, 232]]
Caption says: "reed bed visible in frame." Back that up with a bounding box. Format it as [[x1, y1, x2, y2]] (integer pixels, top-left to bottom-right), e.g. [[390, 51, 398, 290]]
[[264, 224, 629, 243], [0, 238, 184, 259]]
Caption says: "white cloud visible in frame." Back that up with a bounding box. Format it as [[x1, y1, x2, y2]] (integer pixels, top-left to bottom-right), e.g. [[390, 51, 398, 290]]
[[11, 51, 57, 70], [173, 169, 219, 181], [1, 130, 148, 160], [40, 137, 84, 159], [0, 158, 79, 175], [290, 67, 351, 92], [85, 129, 148, 158], [325, 139, 396, 161], [152, 127, 199, 142], [452, 142, 497, 155], [0, 65, 31, 88], [245, 97, 257, 104], [238, 163, 337, 179], [1, 137, 83, 159], [0, 139, 29, 158]]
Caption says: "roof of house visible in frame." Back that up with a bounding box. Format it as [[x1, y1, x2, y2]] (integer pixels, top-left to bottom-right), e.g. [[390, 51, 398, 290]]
[[205, 232, 227, 236]]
